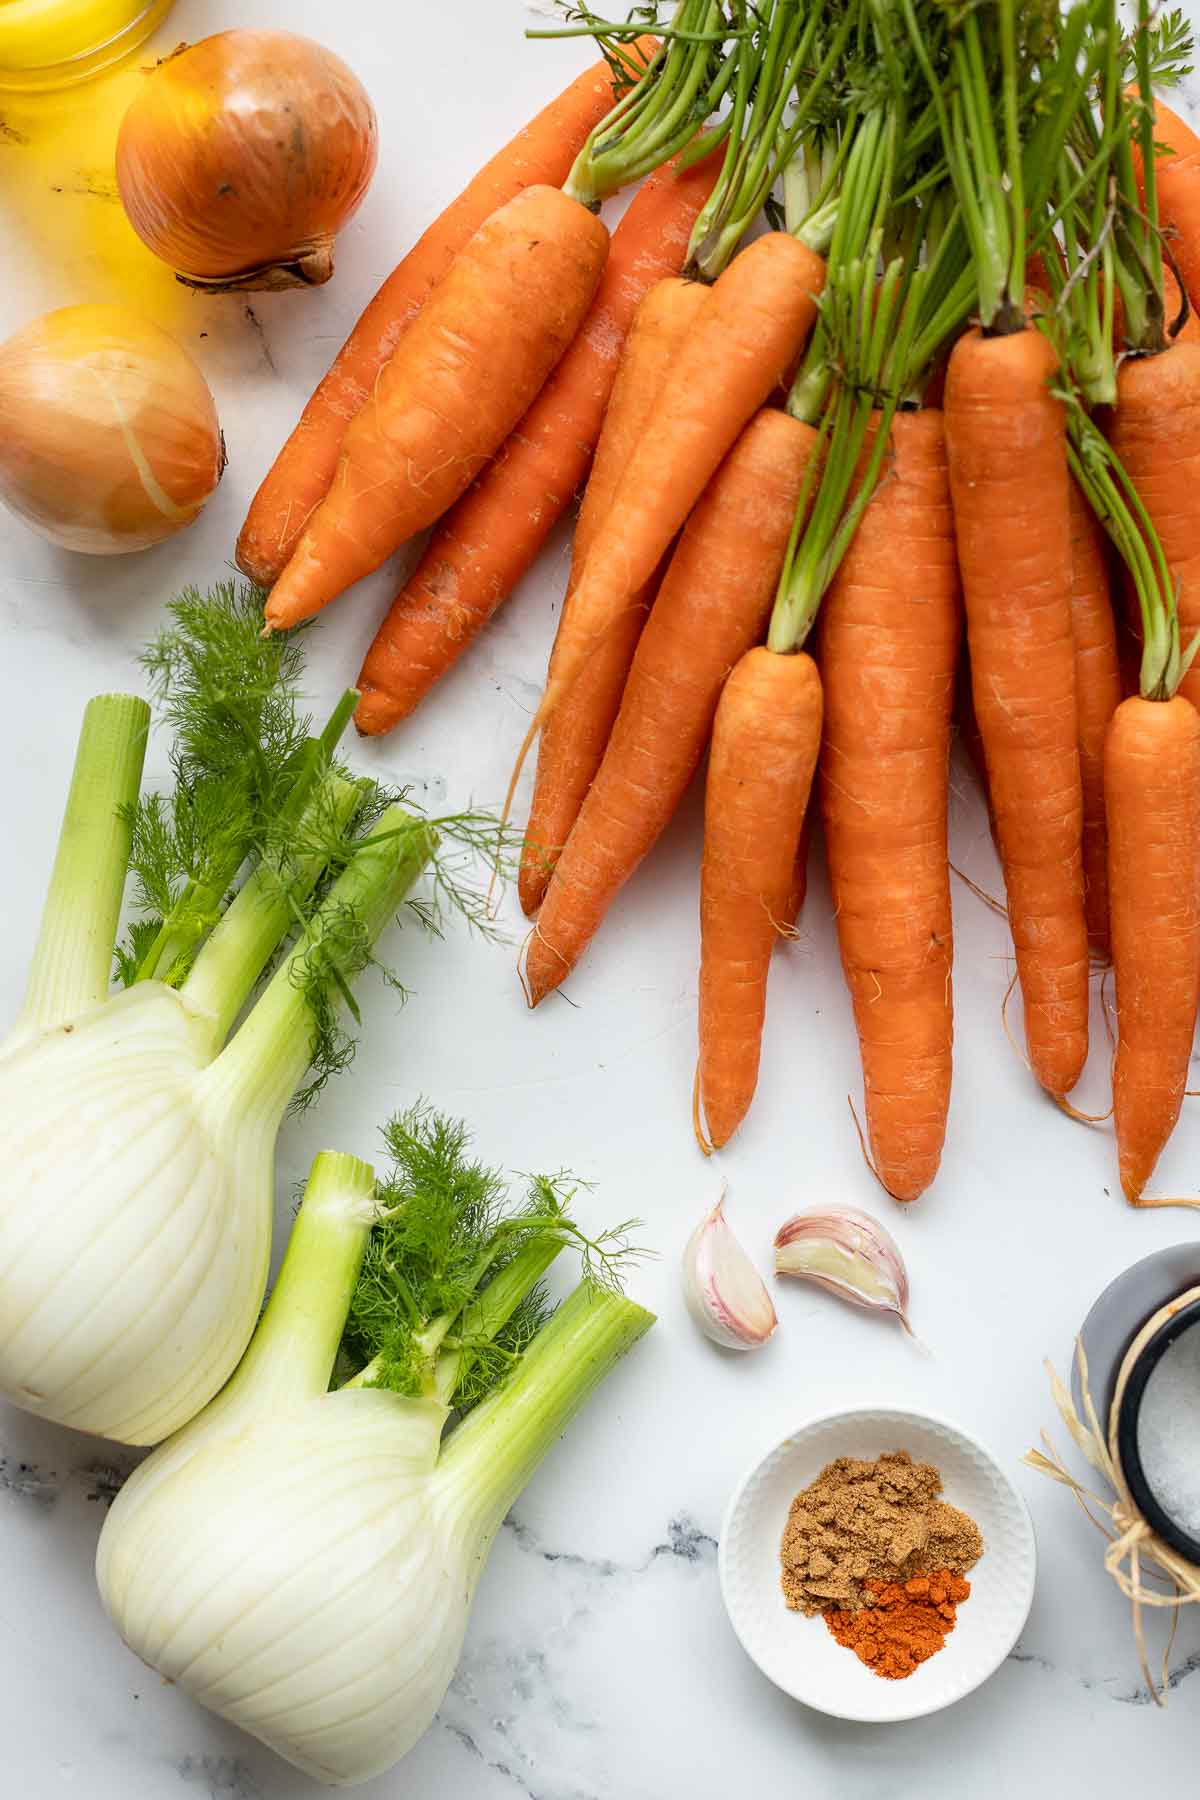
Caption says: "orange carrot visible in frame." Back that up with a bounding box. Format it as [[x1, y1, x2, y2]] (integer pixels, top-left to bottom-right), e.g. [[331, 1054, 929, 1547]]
[[352, 157, 719, 738], [1157, 151, 1200, 320], [1067, 475, 1122, 960], [1163, 263, 1200, 343], [955, 650, 996, 841], [1105, 693, 1200, 1201], [263, 186, 609, 632], [1107, 341, 1200, 711], [695, 648, 822, 1152], [944, 324, 1089, 1097], [522, 408, 820, 1005], [1131, 92, 1200, 205], [817, 409, 960, 1201], [787, 818, 812, 925], [517, 232, 826, 748], [517, 275, 711, 915], [236, 53, 643, 587]]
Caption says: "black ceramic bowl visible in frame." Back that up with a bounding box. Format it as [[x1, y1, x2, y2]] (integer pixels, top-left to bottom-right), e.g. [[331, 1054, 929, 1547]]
[[1116, 1295, 1200, 1566]]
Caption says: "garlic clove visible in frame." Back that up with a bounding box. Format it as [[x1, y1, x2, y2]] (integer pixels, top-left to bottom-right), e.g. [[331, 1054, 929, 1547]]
[[774, 1207, 912, 1333], [683, 1194, 778, 1350]]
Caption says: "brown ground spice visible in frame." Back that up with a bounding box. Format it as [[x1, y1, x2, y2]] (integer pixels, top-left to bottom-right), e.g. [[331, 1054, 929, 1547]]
[[779, 1450, 983, 1615], [824, 1569, 971, 1679]]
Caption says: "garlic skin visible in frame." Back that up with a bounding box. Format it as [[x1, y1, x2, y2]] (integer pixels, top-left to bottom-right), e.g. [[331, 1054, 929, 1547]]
[[683, 1196, 777, 1350], [774, 1207, 911, 1332]]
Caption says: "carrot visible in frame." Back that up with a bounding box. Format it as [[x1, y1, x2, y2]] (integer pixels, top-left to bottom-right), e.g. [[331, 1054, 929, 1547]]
[[695, 649, 822, 1152], [1157, 151, 1200, 319], [1105, 693, 1200, 1201], [1112, 258, 1200, 348], [263, 186, 609, 633], [1131, 92, 1200, 205], [944, 324, 1090, 1097], [1106, 342, 1200, 711], [518, 274, 711, 916], [955, 650, 996, 839], [236, 52, 643, 587], [787, 818, 812, 925], [521, 408, 820, 1005], [515, 232, 826, 750], [352, 157, 719, 738], [1161, 263, 1200, 343], [1067, 474, 1122, 959], [817, 409, 961, 1201]]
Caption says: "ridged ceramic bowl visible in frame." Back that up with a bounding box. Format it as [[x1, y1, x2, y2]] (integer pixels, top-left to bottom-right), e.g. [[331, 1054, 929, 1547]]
[[718, 1406, 1037, 1723]]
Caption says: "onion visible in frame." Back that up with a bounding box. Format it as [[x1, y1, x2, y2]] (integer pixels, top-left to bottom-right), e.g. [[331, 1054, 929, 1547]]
[[115, 31, 379, 293], [0, 305, 224, 556]]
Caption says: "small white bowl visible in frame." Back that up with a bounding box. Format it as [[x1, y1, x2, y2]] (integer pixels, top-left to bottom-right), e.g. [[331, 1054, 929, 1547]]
[[718, 1406, 1037, 1723]]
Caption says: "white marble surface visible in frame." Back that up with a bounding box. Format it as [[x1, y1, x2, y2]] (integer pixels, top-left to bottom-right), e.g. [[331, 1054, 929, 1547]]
[[2, 3, 1200, 1795]]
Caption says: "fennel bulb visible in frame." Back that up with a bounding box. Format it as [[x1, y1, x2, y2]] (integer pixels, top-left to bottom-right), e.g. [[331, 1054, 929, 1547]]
[[98, 1116, 652, 1787], [0, 588, 458, 1445]]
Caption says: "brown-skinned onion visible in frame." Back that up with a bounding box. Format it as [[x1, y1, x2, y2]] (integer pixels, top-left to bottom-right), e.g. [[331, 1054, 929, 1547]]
[[0, 305, 224, 555], [115, 30, 378, 293]]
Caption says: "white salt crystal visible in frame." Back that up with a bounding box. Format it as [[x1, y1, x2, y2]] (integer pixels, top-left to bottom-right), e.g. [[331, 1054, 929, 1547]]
[[1136, 1323, 1200, 1543]]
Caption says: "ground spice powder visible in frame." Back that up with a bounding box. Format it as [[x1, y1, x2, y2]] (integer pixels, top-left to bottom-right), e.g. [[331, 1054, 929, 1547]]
[[779, 1450, 983, 1615], [824, 1569, 972, 1679]]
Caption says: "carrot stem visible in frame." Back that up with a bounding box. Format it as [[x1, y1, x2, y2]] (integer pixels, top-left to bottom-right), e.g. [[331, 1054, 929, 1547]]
[[771, 248, 925, 653], [563, 0, 738, 204], [688, 0, 847, 279]]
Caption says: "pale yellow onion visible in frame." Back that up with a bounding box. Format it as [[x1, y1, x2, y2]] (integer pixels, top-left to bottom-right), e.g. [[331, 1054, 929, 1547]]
[[116, 30, 378, 293], [0, 305, 224, 555]]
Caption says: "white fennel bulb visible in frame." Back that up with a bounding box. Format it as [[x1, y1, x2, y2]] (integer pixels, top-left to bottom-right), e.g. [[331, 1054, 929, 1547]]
[[98, 1127, 652, 1786], [102, 1389, 466, 1781], [0, 589, 439, 1444], [0, 984, 269, 1441]]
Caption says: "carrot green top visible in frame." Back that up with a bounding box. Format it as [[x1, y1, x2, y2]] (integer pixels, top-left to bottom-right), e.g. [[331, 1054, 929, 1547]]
[[1069, 0, 1195, 384], [530, 0, 742, 207], [766, 7, 974, 656], [684, 0, 858, 281], [904, 0, 1104, 336], [1053, 0, 1198, 701]]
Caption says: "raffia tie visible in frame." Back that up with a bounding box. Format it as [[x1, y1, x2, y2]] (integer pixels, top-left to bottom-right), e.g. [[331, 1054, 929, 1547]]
[[1026, 1287, 1200, 1705]]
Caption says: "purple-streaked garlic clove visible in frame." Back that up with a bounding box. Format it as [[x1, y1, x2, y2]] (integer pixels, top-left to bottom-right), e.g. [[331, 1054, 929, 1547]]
[[682, 1195, 777, 1350], [773, 1207, 912, 1333]]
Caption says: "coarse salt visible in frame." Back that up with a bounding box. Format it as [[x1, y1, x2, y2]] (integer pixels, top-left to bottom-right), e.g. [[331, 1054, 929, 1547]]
[[1135, 1322, 1200, 1543]]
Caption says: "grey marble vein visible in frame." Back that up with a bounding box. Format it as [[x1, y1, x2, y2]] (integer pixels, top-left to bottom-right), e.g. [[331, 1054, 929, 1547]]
[[175, 1753, 262, 1799], [1112, 1649, 1200, 1706], [1006, 1645, 1054, 1672], [0, 1455, 57, 1506], [0, 1450, 134, 1510], [243, 307, 278, 375], [1006, 1640, 1200, 1704], [434, 1514, 717, 1800], [444, 1722, 555, 1800], [503, 1510, 717, 1578]]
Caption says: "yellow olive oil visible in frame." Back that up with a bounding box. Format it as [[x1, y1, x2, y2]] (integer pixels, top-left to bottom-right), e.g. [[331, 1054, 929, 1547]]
[[0, 0, 174, 91], [0, 52, 195, 326]]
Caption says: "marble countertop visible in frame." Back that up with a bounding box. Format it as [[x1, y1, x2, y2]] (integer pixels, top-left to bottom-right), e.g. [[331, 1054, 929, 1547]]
[[2, 3, 1200, 1795]]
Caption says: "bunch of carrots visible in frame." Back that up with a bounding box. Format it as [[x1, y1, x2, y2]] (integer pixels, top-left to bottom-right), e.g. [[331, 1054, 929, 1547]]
[[233, 0, 1200, 1212]]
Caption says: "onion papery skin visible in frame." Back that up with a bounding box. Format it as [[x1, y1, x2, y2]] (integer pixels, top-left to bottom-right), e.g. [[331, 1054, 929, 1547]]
[[0, 305, 223, 554], [97, 1391, 471, 1788], [0, 985, 273, 1445], [116, 31, 379, 292]]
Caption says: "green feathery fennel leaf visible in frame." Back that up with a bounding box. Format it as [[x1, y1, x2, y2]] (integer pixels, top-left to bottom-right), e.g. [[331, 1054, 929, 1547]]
[[340, 1105, 644, 1410]]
